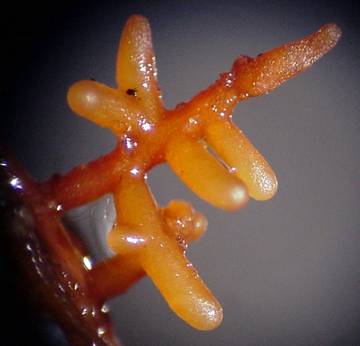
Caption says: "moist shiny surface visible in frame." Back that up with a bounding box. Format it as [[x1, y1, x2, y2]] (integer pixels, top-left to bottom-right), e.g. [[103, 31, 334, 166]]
[[1, 14, 341, 344], [43, 15, 340, 332]]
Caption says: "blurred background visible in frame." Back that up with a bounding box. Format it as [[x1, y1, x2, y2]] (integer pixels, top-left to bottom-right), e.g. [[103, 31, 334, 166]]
[[1, 1, 360, 345]]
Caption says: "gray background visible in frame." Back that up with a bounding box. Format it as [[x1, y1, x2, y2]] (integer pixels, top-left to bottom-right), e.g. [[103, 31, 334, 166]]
[[3, 1, 360, 345]]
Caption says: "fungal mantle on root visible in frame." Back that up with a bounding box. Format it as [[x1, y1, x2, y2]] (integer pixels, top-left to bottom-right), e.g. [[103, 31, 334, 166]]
[[38, 15, 342, 332]]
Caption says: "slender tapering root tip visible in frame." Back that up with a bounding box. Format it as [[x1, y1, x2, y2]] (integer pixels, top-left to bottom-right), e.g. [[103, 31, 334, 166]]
[[230, 23, 342, 98]]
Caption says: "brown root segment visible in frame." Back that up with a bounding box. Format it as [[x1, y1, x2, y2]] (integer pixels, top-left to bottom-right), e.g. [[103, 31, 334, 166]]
[[40, 15, 341, 332], [0, 148, 122, 346], [89, 254, 145, 302]]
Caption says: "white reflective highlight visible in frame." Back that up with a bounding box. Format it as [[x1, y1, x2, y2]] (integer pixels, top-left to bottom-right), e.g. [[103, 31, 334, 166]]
[[9, 177, 23, 190], [82, 256, 93, 270]]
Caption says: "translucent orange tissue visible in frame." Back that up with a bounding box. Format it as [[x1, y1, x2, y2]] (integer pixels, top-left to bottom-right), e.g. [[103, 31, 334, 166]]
[[1, 14, 341, 345]]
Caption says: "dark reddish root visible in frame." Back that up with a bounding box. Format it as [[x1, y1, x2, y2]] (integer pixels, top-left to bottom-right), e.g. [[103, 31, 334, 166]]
[[0, 147, 122, 346], [90, 255, 145, 303]]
